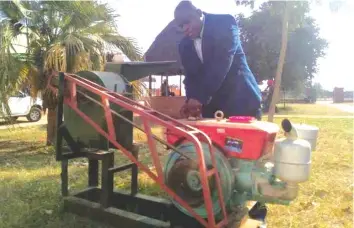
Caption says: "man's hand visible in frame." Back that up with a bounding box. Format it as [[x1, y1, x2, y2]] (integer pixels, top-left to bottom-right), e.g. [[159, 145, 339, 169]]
[[188, 98, 202, 108], [180, 98, 203, 119]]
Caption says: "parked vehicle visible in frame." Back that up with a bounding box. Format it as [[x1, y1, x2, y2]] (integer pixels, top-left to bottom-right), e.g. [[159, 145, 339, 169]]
[[0, 91, 43, 122]]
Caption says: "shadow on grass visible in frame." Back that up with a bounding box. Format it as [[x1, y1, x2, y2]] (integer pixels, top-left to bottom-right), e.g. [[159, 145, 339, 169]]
[[0, 129, 170, 228], [0, 120, 47, 128], [0, 119, 29, 126], [1, 159, 166, 228], [0, 140, 51, 170]]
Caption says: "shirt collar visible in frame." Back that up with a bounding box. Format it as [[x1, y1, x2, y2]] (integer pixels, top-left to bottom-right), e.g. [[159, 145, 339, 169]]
[[199, 14, 205, 38], [192, 14, 205, 40]]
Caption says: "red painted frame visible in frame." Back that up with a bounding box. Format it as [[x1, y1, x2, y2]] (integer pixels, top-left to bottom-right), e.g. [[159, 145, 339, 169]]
[[49, 72, 228, 228]]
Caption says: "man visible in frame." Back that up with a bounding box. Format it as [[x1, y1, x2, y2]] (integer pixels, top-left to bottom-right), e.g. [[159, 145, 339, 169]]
[[174, 0, 267, 224], [161, 79, 169, 96], [175, 1, 262, 120], [160, 79, 175, 96]]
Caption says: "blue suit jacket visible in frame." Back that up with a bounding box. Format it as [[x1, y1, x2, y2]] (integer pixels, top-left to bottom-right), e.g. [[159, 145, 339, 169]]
[[178, 13, 261, 117]]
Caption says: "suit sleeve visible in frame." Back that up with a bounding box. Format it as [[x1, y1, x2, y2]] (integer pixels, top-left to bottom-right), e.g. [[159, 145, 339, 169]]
[[179, 42, 207, 103], [200, 15, 240, 105]]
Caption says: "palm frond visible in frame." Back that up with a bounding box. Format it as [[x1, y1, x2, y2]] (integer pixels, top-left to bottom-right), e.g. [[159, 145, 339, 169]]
[[70, 51, 92, 73], [131, 80, 149, 100], [1, 0, 143, 117], [44, 42, 67, 72], [0, 17, 34, 118], [0, 1, 30, 21]]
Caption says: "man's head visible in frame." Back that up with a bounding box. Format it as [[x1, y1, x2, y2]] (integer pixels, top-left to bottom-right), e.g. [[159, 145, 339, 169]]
[[174, 1, 203, 39]]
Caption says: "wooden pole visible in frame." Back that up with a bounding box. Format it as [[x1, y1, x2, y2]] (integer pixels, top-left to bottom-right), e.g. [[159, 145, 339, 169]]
[[160, 75, 163, 96], [148, 75, 152, 97], [179, 74, 182, 96], [268, 2, 289, 122]]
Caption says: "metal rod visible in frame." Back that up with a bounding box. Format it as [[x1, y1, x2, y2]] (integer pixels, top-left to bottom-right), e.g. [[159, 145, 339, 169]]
[[54, 73, 226, 227], [55, 72, 65, 161], [109, 163, 133, 173], [61, 160, 69, 197], [75, 90, 194, 161], [88, 160, 99, 187], [131, 146, 138, 195], [101, 152, 114, 208]]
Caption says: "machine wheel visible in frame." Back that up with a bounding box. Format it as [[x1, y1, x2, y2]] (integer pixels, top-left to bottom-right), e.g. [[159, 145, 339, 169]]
[[26, 107, 42, 122], [164, 141, 234, 218]]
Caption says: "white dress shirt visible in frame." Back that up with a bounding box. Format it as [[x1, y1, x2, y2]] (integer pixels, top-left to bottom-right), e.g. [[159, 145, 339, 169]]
[[194, 15, 205, 63]]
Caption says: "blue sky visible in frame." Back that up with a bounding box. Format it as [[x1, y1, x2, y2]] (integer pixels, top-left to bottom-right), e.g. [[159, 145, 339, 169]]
[[106, 0, 354, 91]]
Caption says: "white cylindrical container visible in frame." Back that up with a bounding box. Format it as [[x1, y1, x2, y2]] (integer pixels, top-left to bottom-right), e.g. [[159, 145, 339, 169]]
[[274, 138, 312, 183], [292, 123, 319, 151]]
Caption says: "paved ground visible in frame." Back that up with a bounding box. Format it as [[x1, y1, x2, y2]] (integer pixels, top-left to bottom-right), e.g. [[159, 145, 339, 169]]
[[0, 113, 47, 130], [317, 100, 354, 113], [273, 114, 353, 119]]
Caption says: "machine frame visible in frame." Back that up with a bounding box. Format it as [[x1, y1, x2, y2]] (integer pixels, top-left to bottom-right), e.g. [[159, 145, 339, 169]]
[[51, 70, 256, 228]]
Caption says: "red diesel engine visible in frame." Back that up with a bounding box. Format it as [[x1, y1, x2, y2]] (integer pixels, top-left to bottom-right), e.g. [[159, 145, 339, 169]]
[[163, 114, 312, 223], [166, 116, 279, 160]]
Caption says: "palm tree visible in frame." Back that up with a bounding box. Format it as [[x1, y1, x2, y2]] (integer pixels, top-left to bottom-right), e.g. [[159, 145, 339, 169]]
[[0, 1, 142, 145]]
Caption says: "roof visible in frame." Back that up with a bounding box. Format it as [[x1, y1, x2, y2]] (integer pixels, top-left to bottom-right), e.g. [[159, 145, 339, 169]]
[[104, 61, 179, 81], [144, 20, 185, 76]]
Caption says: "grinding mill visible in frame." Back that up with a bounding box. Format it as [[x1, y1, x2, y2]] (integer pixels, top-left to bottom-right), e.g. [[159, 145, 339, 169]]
[[50, 61, 315, 228]]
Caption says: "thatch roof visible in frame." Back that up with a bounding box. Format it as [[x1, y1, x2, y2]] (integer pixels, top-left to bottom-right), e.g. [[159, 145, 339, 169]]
[[144, 20, 184, 76]]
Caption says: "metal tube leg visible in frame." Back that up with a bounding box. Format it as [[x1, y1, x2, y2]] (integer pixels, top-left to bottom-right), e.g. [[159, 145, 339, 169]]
[[61, 159, 69, 197], [131, 145, 139, 195], [88, 159, 99, 187], [101, 152, 114, 208]]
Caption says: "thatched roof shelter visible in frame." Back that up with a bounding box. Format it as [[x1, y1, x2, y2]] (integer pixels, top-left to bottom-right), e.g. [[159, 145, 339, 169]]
[[144, 20, 184, 76]]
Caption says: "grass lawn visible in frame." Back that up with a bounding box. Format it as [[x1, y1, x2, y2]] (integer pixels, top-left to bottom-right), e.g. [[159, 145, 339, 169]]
[[0, 104, 353, 228]]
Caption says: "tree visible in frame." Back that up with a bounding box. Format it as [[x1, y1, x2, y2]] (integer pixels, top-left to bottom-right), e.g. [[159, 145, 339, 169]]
[[237, 1, 328, 90], [313, 82, 325, 98], [0, 1, 142, 145], [235, 1, 329, 121]]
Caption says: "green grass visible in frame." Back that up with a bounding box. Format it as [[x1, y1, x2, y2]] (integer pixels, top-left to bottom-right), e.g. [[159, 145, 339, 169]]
[[267, 117, 353, 228], [0, 126, 166, 228], [0, 104, 353, 228]]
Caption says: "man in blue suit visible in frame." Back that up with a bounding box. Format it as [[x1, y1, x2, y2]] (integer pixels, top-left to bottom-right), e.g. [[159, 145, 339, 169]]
[[174, 1, 267, 224], [175, 1, 262, 120]]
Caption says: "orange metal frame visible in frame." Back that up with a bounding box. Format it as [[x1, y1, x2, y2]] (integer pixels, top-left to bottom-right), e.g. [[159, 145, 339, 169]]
[[49, 72, 228, 228]]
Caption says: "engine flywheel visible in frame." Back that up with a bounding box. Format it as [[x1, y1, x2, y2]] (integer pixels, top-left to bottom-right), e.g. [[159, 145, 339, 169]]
[[166, 157, 216, 208], [164, 141, 234, 218]]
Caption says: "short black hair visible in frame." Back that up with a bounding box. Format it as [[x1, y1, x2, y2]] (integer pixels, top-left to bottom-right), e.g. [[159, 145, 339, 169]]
[[174, 1, 198, 16]]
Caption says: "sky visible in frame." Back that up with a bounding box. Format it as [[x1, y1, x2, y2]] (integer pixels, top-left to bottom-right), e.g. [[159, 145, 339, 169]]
[[105, 0, 354, 91]]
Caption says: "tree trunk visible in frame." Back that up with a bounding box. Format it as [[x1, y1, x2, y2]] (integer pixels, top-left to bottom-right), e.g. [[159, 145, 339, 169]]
[[46, 108, 57, 146], [268, 2, 289, 122]]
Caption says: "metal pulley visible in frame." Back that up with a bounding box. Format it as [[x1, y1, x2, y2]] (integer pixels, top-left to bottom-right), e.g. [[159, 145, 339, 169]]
[[164, 141, 234, 218]]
